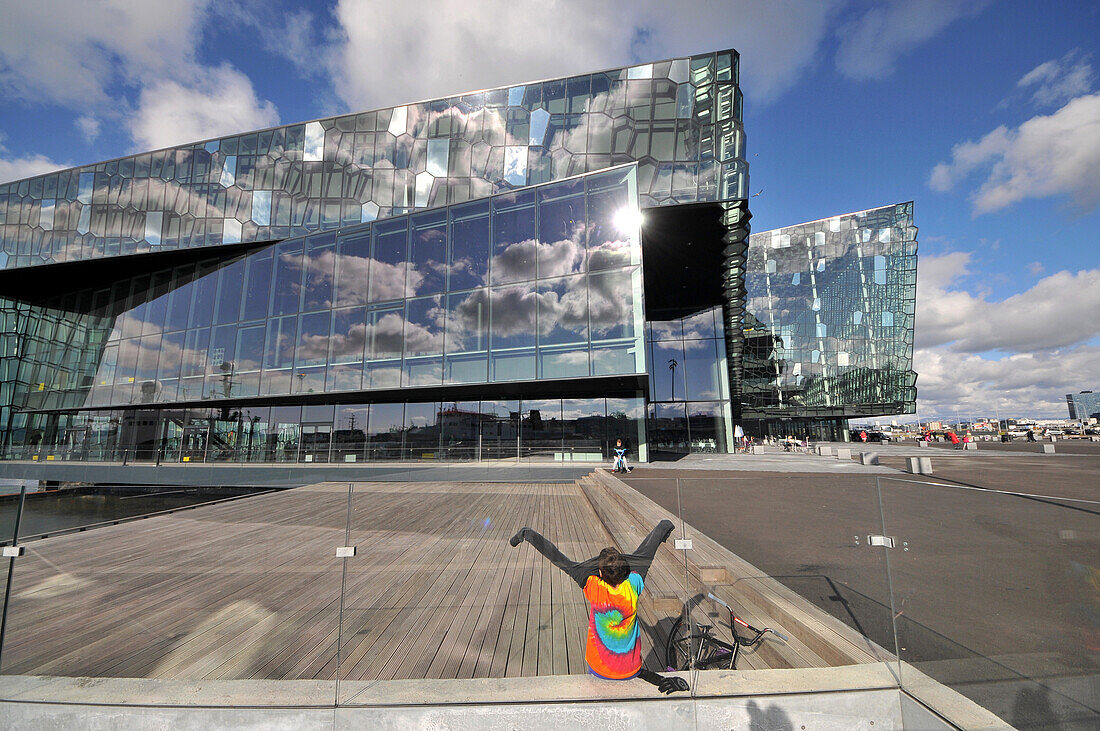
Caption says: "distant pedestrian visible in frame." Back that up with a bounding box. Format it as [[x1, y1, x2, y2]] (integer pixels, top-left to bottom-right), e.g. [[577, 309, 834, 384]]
[[948, 431, 961, 449], [859, 430, 868, 443]]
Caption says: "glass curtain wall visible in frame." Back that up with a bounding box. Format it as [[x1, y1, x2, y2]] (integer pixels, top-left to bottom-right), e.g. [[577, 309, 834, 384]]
[[5, 397, 645, 463], [0, 50, 743, 271], [645, 306, 732, 455], [4, 167, 645, 421], [743, 203, 918, 427]]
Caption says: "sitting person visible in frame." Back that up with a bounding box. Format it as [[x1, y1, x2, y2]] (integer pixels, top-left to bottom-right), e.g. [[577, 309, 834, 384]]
[[510, 520, 688, 694], [612, 438, 630, 473]]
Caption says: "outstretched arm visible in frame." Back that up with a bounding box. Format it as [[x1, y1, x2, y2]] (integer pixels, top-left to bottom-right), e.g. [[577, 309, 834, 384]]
[[623, 519, 675, 581], [510, 527, 598, 587]]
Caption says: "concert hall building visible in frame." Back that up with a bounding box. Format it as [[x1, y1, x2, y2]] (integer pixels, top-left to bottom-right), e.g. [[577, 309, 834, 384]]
[[0, 49, 917, 465]]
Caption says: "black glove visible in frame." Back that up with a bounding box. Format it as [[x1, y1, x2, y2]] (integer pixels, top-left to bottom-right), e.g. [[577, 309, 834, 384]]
[[509, 528, 527, 547], [657, 675, 689, 694], [638, 668, 689, 694]]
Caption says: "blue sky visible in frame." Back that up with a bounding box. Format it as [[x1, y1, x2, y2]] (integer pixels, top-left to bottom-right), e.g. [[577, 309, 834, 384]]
[[1, 0, 1098, 419]]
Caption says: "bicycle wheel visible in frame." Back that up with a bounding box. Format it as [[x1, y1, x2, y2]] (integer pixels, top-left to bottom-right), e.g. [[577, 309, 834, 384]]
[[665, 616, 732, 671]]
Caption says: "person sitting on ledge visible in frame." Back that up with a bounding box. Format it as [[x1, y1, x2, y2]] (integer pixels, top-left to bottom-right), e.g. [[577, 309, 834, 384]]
[[509, 520, 689, 694]]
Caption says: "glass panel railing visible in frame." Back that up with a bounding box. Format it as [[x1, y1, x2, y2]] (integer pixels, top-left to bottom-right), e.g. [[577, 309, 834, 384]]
[[880, 473, 1100, 729], [0, 481, 344, 706], [627, 465, 898, 704], [0, 482, 25, 671], [335, 461, 689, 706]]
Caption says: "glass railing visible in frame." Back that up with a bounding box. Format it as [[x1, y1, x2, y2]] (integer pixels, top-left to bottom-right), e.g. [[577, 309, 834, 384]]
[[878, 473, 1099, 730], [0, 446, 1095, 729]]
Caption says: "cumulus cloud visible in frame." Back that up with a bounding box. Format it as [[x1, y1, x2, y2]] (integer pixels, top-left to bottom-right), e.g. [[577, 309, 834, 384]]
[[0, 0, 212, 108], [835, 0, 989, 81], [1018, 50, 1096, 109], [914, 251, 1100, 417], [129, 65, 280, 151], [916, 252, 1100, 353], [915, 345, 1100, 419], [329, 0, 840, 111], [75, 116, 101, 144], [929, 93, 1100, 214], [0, 1, 280, 154], [0, 133, 66, 184]]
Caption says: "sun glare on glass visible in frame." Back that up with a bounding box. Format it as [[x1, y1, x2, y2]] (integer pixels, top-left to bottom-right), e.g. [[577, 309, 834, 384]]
[[614, 207, 643, 234]]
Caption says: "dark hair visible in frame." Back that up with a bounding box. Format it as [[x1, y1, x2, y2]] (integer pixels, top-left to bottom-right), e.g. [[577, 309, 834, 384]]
[[598, 547, 630, 586]]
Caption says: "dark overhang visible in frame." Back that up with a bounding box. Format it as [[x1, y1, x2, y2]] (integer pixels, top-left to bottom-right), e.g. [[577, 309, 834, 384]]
[[640, 201, 727, 320], [0, 239, 274, 306]]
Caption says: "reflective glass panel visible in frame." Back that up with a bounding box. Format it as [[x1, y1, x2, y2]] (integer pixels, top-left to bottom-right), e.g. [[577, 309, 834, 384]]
[[334, 230, 371, 306], [490, 190, 536, 284], [369, 219, 409, 302], [409, 210, 446, 295], [448, 199, 490, 290], [537, 178, 586, 277]]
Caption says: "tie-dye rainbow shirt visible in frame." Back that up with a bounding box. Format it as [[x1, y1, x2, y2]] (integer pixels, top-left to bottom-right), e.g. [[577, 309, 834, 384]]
[[582, 572, 644, 679]]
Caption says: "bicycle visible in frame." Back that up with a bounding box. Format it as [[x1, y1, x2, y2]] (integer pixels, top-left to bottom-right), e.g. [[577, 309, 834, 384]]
[[665, 593, 789, 671]]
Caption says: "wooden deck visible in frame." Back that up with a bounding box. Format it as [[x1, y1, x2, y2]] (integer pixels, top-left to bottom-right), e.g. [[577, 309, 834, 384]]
[[1, 475, 887, 681]]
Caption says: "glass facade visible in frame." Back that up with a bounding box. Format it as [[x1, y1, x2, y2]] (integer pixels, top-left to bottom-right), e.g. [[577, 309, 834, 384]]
[[3, 166, 643, 417], [0, 48, 919, 459], [0, 50, 761, 459], [0, 52, 745, 271], [6, 397, 645, 464], [742, 203, 918, 438], [1066, 390, 1100, 420], [645, 306, 734, 454]]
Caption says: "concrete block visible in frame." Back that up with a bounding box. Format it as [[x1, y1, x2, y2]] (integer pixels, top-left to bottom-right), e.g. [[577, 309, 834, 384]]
[[917, 440, 929, 448], [907, 457, 933, 475], [751, 445, 765, 455], [860, 452, 879, 465], [1041, 444, 1055, 454], [818, 446, 833, 456], [963, 442, 977, 450], [835, 448, 851, 460]]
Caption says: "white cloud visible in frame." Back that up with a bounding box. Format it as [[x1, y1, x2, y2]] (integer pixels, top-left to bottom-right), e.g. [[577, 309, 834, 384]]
[[0, 1, 281, 154], [0, 152, 67, 185], [1018, 50, 1095, 109], [215, 1, 327, 77], [835, 0, 989, 81], [75, 115, 101, 144], [0, 0, 212, 108], [915, 345, 1100, 419], [913, 254, 1100, 418], [329, 0, 840, 112], [929, 93, 1100, 214], [916, 252, 1100, 354], [129, 65, 280, 151], [0, 133, 66, 184]]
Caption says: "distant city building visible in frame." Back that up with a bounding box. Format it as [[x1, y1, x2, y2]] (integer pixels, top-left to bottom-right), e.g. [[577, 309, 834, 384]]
[[1066, 391, 1100, 421], [0, 48, 917, 466]]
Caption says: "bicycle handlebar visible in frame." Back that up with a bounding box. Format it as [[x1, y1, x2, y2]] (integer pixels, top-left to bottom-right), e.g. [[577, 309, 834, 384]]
[[707, 592, 731, 610], [707, 592, 790, 643]]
